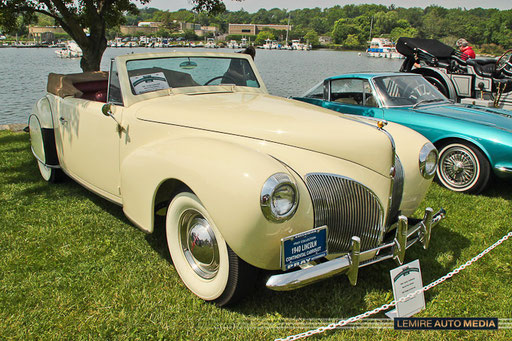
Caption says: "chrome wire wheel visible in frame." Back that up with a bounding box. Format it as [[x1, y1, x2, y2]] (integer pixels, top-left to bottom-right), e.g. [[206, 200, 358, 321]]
[[437, 143, 490, 194]]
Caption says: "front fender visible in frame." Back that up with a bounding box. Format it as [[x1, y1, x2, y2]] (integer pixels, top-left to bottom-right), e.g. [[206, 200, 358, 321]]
[[120, 136, 314, 270]]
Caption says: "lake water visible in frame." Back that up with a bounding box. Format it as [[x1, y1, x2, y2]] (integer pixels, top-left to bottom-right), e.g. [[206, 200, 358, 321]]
[[0, 47, 403, 124]]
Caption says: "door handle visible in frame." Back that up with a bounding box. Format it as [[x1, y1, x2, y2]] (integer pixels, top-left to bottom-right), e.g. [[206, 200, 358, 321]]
[[59, 117, 67, 124]]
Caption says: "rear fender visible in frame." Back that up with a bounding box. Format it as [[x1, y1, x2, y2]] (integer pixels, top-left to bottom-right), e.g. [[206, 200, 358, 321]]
[[412, 67, 458, 100], [29, 96, 59, 166]]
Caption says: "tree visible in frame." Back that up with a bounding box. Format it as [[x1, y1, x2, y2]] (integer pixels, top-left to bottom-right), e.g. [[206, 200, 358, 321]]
[[343, 34, 362, 49], [332, 18, 361, 44], [303, 29, 319, 47], [0, 0, 237, 71], [255, 30, 274, 45]]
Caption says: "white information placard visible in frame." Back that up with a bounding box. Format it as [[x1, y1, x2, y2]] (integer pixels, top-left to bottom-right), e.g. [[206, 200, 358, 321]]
[[130, 72, 169, 94], [386, 259, 425, 319]]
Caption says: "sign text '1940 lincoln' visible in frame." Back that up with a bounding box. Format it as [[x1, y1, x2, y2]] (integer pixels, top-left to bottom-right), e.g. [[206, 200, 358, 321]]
[[281, 226, 328, 271]]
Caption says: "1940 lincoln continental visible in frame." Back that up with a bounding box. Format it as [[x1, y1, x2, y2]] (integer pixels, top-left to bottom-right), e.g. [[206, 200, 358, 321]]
[[29, 51, 445, 306]]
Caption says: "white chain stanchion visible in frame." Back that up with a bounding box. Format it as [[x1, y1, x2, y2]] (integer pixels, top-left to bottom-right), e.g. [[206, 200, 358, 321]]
[[276, 231, 512, 341]]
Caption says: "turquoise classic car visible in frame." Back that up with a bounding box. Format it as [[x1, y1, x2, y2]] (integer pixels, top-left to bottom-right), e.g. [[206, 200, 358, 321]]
[[293, 73, 512, 194]]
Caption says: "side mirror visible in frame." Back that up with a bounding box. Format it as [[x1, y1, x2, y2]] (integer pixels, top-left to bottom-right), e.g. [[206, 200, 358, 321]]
[[101, 103, 124, 132], [102, 103, 112, 117]]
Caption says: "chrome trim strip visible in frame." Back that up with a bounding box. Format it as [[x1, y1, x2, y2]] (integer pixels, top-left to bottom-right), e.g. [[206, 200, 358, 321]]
[[266, 207, 446, 291], [497, 167, 512, 174], [31, 147, 61, 169]]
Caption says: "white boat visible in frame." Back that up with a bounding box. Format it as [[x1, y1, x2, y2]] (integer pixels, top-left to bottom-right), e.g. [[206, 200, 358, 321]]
[[291, 40, 301, 50], [262, 38, 272, 49], [205, 38, 217, 48], [125, 41, 139, 48], [240, 38, 248, 48], [367, 38, 403, 59], [55, 41, 82, 58], [227, 40, 239, 49]]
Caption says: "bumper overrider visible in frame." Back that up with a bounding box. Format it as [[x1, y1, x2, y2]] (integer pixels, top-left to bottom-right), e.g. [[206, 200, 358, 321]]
[[266, 207, 446, 291]]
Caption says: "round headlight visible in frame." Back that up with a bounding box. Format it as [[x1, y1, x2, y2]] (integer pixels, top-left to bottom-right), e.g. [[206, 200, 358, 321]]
[[419, 142, 438, 179], [261, 173, 299, 222]]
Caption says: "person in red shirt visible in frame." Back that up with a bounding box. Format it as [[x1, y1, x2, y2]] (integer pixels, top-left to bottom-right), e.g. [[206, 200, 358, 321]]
[[456, 38, 476, 60]]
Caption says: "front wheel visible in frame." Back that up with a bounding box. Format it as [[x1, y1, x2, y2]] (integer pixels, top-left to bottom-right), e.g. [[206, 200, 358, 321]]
[[166, 192, 257, 306], [436, 142, 490, 194]]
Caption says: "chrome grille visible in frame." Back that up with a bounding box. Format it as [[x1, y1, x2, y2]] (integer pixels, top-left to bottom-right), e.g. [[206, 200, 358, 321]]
[[305, 173, 384, 253], [387, 156, 404, 226]]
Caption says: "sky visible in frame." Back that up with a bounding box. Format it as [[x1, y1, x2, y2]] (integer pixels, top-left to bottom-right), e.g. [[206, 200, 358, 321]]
[[140, 0, 512, 12]]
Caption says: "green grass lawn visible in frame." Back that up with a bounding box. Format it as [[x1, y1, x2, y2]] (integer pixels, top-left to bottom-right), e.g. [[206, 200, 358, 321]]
[[1, 130, 511, 340]]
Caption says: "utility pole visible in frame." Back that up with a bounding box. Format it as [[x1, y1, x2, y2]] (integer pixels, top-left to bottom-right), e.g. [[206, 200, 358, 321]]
[[285, 13, 290, 46], [368, 16, 373, 43]]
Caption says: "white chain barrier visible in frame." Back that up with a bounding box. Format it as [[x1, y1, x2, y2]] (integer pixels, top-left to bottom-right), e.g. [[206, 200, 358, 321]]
[[276, 231, 512, 341]]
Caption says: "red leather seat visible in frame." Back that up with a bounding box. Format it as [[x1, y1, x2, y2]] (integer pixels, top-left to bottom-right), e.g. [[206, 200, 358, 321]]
[[74, 80, 108, 102]]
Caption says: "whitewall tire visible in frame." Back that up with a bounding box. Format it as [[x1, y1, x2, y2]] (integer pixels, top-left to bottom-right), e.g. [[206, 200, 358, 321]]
[[37, 160, 62, 183], [165, 192, 256, 306], [436, 142, 490, 194]]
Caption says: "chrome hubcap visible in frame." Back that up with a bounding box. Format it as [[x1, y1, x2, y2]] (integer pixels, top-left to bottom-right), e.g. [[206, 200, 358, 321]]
[[179, 209, 219, 279], [441, 147, 477, 188]]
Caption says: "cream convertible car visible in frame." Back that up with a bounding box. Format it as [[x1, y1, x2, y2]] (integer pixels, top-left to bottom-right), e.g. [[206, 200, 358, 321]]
[[29, 51, 445, 306]]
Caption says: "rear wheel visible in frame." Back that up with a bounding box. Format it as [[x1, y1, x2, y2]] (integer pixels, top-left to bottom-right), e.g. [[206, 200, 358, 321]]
[[37, 160, 62, 183], [165, 192, 257, 306], [425, 76, 449, 98], [436, 142, 490, 194]]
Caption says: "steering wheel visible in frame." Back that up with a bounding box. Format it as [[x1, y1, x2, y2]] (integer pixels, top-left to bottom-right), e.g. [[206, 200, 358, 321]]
[[204, 75, 238, 85], [404, 82, 435, 101], [496, 49, 512, 72]]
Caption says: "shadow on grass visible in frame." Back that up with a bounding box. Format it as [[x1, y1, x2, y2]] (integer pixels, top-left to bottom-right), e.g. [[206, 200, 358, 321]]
[[6, 159, 131, 227], [1, 159, 44, 184], [0, 146, 29, 154], [145, 215, 172, 264], [485, 177, 512, 200], [0, 131, 29, 146], [227, 224, 468, 319]]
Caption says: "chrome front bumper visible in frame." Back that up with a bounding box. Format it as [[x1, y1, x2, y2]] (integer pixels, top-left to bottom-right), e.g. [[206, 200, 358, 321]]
[[266, 207, 446, 291]]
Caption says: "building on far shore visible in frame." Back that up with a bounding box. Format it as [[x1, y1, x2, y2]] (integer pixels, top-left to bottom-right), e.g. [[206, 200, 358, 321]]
[[319, 36, 332, 45], [120, 25, 160, 36], [120, 22, 219, 37], [228, 24, 292, 36], [28, 26, 66, 42]]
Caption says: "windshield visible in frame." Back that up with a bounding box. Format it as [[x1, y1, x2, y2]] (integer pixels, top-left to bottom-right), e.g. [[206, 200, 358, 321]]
[[372, 75, 448, 107], [126, 56, 259, 95]]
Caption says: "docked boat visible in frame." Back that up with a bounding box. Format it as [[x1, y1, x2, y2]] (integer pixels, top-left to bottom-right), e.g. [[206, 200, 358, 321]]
[[262, 38, 272, 49], [227, 40, 239, 49], [55, 41, 82, 58], [367, 38, 403, 59]]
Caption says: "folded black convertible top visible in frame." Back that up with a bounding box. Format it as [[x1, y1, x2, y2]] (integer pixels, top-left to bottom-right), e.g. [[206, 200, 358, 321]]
[[396, 37, 455, 59]]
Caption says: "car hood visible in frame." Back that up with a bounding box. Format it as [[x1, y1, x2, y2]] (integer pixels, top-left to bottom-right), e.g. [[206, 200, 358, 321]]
[[134, 92, 394, 176], [411, 103, 512, 133]]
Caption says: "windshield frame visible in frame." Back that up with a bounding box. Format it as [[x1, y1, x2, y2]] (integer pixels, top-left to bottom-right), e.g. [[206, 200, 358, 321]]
[[114, 51, 268, 107], [371, 74, 450, 108]]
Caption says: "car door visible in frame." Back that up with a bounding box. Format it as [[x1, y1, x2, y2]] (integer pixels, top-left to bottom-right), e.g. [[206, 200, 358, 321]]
[[54, 68, 122, 199], [323, 78, 385, 119]]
